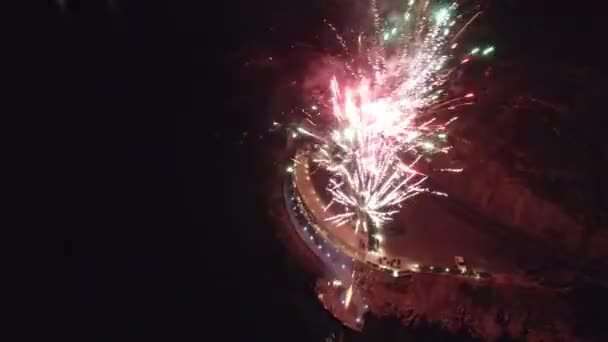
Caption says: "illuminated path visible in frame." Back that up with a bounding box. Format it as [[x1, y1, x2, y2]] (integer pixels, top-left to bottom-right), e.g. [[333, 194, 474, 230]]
[[293, 153, 365, 258], [283, 154, 370, 330], [290, 148, 528, 277], [283, 147, 558, 331], [284, 174, 355, 280], [292, 149, 417, 276]]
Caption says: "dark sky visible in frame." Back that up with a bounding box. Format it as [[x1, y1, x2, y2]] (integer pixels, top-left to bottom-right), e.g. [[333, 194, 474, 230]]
[[11, 0, 604, 341]]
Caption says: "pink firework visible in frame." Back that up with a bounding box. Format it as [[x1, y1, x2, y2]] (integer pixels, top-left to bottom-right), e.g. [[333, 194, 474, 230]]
[[295, 1, 487, 248]]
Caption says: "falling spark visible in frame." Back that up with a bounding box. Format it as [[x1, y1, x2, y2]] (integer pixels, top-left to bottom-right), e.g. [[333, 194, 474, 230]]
[[344, 284, 353, 308]]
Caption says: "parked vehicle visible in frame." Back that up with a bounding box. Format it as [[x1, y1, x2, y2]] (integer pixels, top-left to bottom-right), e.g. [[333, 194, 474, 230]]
[[455, 256, 467, 273]]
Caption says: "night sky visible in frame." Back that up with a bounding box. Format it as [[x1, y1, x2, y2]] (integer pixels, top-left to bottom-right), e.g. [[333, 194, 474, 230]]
[[12, 1, 605, 340]]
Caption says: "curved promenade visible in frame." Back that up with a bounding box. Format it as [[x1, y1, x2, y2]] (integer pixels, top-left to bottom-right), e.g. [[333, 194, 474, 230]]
[[284, 169, 354, 280], [287, 149, 415, 277], [286, 148, 492, 280]]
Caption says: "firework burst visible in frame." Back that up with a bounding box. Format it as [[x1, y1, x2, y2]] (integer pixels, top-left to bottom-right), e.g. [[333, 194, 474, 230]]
[[295, 1, 489, 250]]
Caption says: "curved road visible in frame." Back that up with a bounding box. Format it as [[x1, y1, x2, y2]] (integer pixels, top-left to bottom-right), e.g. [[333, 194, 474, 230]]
[[293, 151, 531, 276]]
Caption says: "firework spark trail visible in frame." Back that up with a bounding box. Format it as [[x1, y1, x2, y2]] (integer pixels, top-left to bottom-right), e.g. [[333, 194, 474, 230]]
[[298, 1, 488, 243]]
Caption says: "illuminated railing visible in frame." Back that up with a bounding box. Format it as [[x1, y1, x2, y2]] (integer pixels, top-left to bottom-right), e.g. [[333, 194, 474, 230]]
[[284, 174, 355, 275]]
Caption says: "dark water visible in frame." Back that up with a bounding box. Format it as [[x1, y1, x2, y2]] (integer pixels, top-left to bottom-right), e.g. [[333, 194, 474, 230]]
[[13, 1, 606, 340], [14, 1, 341, 340]]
